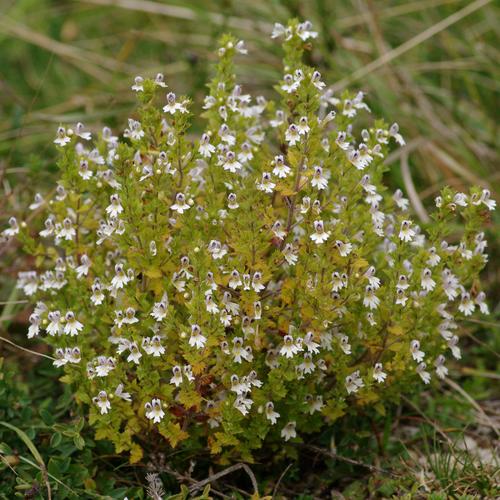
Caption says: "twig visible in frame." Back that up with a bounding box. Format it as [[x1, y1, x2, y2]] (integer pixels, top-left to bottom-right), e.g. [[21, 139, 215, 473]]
[[189, 463, 259, 496], [0, 336, 55, 361], [303, 444, 399, 477], [160, 463, 230, 499]]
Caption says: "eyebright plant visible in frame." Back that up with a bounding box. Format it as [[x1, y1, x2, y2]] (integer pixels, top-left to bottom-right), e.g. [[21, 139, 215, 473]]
[[5, 20, 495, 462]]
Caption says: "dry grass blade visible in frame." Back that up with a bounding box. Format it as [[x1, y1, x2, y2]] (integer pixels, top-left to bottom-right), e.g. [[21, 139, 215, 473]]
[[0, 336, 56, 361], [82, 0, 273, 34], [400, 150, 430, 223], [0, 422, 52, 500], [189, 463, 259, 496], [0, 17, 137, 75], [424, 142, 490, 189], [444, 377, 500, 437], [330, 0, 493, 92]]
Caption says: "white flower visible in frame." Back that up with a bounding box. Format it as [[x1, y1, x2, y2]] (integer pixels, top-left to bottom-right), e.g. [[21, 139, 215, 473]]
[[448, 335, 461, 360], [345, 370, 364, 394], [427, 247, 441, 267], [434, 355, 448, 379], [207, 240, 227, 260], [271, 220, 286, 240], [362, 286, 379, 310], [311, 166, 328, 190], [399, 220, 415, 242], [170, 365, 183, 387], [265, 402, 280, 425], [115, 384, 132, 402], [235, 40, 247, 54], [53, 348, 68, 368], [251, 272, 265, 292], [189, 324, 207, 349], [416, 362, 431, 384], [420, 268, 436, 292], [46, 310, 62, 336], [123, 307, 139, 324], [282, 243, 298, 266], [106, 194, 123, 218], [271, 23, 287, 39], [272, 155, 291, 178], [93, 391, 111, 414], [111, 264, 129, 290], [298, 353, 315, 374], [303, 332, 320, 354], [256, 172, 275, 193], [131, 76, 144, 92], [64, 347, 81, 364], [395, 289, 408, 306], [232, 337, 246, 363], [270, 110, 285, 127], [57, 218, 76, 241], [311, 70, 325, 90], [479, 189, 496, 211], [280, 335, 299, 359], [334, 240, 353, 257], [296, 20, 317, 40], [54, 126, 71, 146], [29, 193, 45, 211], [198, 133, 215, 158], [124, 119, 145, 141], [337, 334, 352, 355], [238, 142, 253, 163], [281, 73, 299, 93], [64, 311, 83, 336], [389, 123, 405, 146], [39, 217, 54, 238], [228, 269, 242, 289], [281, 421, 296, 441], [297, 116, 310, 135], [151, 293, 169, 321], [91, 280, 105, 305], [410, 340, 425, 363], [76, 255, 91, 279], [27, 313, 40, 339], [393, 189, 409, 210], [126, 342, 142, 364], [75, 122, 91, 141], [2, 216, 19, 238], [170, 193, 190, 213], [154, 73, 167, 87], [285, 124, 300, 146], [475, 291, 489, 315], [142, 336, 165, 357], [163, 92, 188, 114], [145, 399, 165, 423], [78, 160, 93, 180], [95, 356, 116, 377], [373, 363, 387, 383], [310, 220, 330, 244], [234, 395, 253, 416], [442, 269, 460, 301], [458, 292, 475, 316], [222, 151, 242, 173]]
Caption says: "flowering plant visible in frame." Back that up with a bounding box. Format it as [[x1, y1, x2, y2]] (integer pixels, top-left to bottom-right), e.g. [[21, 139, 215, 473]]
[[5, 19, 495, 463]]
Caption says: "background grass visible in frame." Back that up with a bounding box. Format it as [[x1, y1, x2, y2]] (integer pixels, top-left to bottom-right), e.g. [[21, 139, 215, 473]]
[[0, 0, 499, 497]]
